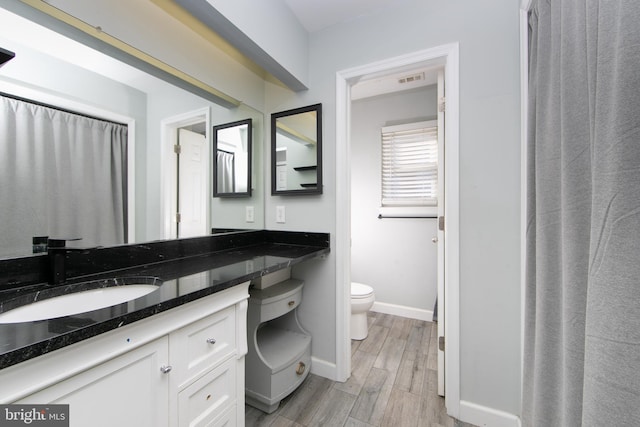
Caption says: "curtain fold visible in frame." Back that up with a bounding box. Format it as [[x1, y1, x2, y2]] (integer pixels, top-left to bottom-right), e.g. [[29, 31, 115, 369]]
[[524, 1, 640, 426], [0, 95, 128, 257], [216, 150, 235, 193]]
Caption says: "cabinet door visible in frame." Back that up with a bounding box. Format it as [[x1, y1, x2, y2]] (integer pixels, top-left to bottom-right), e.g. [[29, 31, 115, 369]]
[[18, 337, 170, 427]]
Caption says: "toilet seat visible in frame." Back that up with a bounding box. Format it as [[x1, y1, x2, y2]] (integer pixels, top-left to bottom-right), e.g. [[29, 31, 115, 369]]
[[351, 282, 373, 299]]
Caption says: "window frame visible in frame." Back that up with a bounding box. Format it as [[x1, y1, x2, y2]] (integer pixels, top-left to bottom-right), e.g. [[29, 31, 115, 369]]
[[378, 120, 439, 218]]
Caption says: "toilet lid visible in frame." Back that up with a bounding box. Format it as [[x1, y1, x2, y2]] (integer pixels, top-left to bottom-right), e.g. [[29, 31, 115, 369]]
[[351, 282, 373, 297]]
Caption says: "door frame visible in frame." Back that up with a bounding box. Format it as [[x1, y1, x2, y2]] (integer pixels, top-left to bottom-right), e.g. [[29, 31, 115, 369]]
[[160, 107, 211, 239], [335, 43, 461, 416], [520, 0, 533, 410]]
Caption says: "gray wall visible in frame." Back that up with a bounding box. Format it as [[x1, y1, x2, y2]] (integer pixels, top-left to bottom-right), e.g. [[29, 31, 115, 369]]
[[351, 86, 439, 314], [44, 0, 267, 110], [4, 0, 523, 419], [266, 0, 522, 417], [143, 87, 266, 240]]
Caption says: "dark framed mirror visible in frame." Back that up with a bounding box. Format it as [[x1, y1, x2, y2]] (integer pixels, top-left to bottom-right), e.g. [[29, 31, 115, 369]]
[[271, 103, 322, 195], [213, 118, 253, 198]]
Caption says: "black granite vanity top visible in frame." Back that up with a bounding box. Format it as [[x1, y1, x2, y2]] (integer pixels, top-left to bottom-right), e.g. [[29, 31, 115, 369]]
[[0, 230, 329, 369]]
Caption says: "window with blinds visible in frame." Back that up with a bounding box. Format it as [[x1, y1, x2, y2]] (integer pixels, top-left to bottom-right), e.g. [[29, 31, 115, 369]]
[[381, 120, 438, 209]]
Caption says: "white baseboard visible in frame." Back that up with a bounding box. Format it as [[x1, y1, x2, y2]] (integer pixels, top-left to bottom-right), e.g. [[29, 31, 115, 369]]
[[310, 357, 339, 381], [371, 301, 434, 322], [459, 400, 521, 427]]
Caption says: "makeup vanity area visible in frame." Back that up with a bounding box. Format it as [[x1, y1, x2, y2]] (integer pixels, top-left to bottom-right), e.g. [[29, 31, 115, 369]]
[[0, 2, 328, 426], [0, 231, 329, 427]]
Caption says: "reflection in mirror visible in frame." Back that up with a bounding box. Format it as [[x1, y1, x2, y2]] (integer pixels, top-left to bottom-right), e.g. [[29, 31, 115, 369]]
[[213, 119, 252, 197], [271, 103, 322, 195], [0, 93, 128, 256], [0, 7, 265, 260]]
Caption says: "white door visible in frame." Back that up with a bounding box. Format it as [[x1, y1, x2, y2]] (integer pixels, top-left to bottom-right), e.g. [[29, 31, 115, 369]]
[[178, 128, 207, 238], [436, 69, 446, 396]]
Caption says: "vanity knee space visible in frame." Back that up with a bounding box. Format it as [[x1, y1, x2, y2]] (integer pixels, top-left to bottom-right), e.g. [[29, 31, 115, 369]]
[[245, 268, 311, 414]]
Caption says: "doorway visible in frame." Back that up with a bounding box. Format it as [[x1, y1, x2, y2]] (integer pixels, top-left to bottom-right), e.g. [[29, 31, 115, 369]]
[[336, 43, 460, 416], [176, 126, 207, 238], [350, 69, 445, 393], [161, 108, 211, 240]]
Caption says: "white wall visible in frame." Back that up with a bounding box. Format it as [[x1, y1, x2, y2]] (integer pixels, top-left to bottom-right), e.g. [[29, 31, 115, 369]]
[[351, 86, 438, 316]]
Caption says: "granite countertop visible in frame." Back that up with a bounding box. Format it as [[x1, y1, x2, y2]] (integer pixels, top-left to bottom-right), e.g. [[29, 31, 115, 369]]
[[0, 232, 329, 370]]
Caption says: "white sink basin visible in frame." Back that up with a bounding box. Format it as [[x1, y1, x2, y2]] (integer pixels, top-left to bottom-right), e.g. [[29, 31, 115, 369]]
[[0, 284, 159, 324]]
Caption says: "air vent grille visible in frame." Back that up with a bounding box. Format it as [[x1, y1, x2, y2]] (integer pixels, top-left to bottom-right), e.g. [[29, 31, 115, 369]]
[[398, 72, 425, 84]]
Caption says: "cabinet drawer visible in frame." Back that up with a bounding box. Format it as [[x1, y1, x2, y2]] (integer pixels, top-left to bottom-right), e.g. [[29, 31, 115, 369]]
[[271, 346, 311, 403], [178, 359, 236, 427], [171, 306, 236, 387], [208, 404, 236, 427], [249, 279, 304, 323]]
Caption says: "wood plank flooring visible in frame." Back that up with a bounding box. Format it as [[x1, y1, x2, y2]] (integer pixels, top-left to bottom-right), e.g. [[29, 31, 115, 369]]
[[245, 312, 477, 427]]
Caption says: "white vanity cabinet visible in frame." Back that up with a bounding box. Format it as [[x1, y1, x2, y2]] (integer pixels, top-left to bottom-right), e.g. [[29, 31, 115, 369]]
[[2, 282, 250, 427], [170, 304, 240, 427], [17, 336, 171, 427]]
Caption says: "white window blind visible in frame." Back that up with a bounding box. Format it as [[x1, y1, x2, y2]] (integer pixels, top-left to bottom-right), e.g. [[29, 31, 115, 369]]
[[381, 120, 438, 208]]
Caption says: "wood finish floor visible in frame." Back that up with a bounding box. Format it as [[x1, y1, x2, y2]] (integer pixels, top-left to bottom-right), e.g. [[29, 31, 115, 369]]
[[245, 311, 477, 427]]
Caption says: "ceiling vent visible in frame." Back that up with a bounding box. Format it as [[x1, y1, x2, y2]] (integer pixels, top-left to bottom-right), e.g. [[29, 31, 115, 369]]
[[398, 72, 425, 84]]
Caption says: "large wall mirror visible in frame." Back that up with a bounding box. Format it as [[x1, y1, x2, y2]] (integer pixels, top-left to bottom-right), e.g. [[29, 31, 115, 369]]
[[213, 119, 252, 197], [271, 103, 323, 195], [0, 6, 265, 259]]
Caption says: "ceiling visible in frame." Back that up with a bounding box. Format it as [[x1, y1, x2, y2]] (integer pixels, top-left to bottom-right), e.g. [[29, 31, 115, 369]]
[[283, 0, 398, 33], [281, 0, 439, 99]]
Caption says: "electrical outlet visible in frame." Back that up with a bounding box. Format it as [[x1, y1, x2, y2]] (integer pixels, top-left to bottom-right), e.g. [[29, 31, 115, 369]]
[[276, 206, 286, 223], [245, 206, 254, 223]]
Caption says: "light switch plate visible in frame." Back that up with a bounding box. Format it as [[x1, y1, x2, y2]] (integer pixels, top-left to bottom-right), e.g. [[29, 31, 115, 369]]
[[276, 206, 286, 223], [245, 206, 254, 223]]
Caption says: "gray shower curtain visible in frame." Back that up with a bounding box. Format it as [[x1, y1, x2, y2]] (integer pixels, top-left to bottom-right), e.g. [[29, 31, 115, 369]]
[[0, 95, 128, 257], [216, 150, 235, 193], [523, 1, 640, 426]]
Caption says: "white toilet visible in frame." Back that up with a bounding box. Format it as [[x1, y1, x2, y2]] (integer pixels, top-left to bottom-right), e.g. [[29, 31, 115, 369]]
[[351, 282, 375, 340]]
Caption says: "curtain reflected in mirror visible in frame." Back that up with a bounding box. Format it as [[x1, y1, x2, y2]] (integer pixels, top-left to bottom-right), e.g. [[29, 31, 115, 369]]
[[213, 118, 252, 197], [216, 150, 235, 193], [0, 94, 127, 258]]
